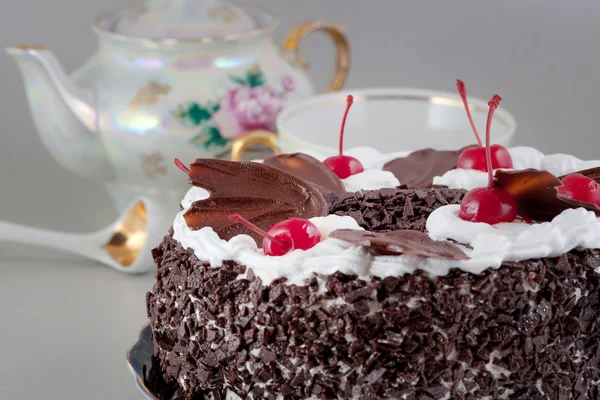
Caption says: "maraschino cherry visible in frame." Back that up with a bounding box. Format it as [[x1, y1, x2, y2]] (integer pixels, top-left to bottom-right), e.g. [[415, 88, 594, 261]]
[[459, 95, 518, 224], [558, 173, 600, 206], [228, 214, 321, 256], [456, 79, 513, 171], [323, 95, 364, 179]]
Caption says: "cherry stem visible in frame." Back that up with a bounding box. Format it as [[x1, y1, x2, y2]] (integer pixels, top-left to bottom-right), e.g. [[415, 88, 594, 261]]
[[485, 94, 502, 188], [228, 214, 289, 249], [174, 158, 190, 174], [339, 95, 354, 156], [456, 79, 483, 147]]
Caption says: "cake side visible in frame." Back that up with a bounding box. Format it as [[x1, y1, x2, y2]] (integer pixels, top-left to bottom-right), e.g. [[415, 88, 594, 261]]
[[147, 188, 600, 399]]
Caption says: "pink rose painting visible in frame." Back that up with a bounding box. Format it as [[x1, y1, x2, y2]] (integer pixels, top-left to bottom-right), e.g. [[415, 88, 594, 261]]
[[211, 85, 284, 140], [172, 66, 294, 151]]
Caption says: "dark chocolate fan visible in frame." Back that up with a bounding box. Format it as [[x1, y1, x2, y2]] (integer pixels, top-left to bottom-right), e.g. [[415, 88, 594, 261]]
[[383, 146, 475, 188], [495, 168, 600, 222], [330, 229, 469, 260], [184, 159, 328, 244], [263, 153, 346, 195]]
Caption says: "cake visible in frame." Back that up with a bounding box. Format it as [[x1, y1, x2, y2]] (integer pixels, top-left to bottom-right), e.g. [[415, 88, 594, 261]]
[[146, 88, 600, 399]]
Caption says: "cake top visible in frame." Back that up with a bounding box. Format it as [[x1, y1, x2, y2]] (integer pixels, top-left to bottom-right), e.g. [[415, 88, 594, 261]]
[[168, 80, 600, 285]]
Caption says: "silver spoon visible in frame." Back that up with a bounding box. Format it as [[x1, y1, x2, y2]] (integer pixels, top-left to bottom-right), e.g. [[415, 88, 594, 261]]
[[0, 197, 169, 274]]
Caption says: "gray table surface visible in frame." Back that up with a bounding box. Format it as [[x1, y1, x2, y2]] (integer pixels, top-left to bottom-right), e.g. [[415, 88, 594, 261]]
[[0, 243, 156, 400]]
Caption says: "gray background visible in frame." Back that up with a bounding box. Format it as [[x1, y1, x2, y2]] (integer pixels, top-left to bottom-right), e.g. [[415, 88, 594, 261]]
[[1, 1, 600, 399]]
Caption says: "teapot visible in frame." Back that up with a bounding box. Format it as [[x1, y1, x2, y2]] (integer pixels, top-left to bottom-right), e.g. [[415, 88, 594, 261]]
[[6, 0, 349, 212]]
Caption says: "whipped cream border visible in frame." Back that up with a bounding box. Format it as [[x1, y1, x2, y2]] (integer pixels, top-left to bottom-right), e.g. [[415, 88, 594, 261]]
[[427, 205, 600, 274], [174, 187, 462, 285], [172, 146, 600, 284]]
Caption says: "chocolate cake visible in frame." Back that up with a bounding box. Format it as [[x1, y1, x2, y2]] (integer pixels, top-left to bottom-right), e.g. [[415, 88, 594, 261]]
[[146, 87, 600, 399], [147, 187, 600, 399]]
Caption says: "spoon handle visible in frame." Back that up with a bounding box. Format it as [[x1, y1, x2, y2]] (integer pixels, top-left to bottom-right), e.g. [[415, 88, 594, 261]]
[[0, 220, 91, 255]]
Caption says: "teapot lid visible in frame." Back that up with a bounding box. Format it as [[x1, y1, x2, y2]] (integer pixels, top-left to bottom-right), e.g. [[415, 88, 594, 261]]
[[105, 0, 276, 40]]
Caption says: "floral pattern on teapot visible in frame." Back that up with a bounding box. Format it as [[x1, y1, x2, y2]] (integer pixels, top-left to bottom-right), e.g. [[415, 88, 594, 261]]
[[172, 64, 295, 151]]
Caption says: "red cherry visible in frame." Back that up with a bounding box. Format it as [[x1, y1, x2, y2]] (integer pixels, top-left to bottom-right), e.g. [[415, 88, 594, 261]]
[[322, 156, 364, 180], [459, 94, 518, 224], [228, 214, 321, 256], [456, 144, 513, 171], [456, 79, 513, 171], [323, 94, 364, 179], [263, 218, 321, 256], [459, 187, 518, 224], [558, 173, 600, 206]]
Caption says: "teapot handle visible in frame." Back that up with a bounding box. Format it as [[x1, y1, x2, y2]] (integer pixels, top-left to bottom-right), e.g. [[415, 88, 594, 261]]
[[282, 21, 350, 92], [230, 130, 280, 161]]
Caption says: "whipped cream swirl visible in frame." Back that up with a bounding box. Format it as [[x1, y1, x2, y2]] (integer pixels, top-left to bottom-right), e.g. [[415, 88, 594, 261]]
[[427, 205, 600, 275]]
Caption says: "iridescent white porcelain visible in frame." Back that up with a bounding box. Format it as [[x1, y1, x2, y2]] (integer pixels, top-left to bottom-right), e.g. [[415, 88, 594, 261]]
[[6, 0, 349, 212]]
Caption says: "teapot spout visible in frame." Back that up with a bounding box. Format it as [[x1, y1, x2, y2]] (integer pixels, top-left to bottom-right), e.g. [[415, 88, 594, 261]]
[[5, 45, 112, 179]]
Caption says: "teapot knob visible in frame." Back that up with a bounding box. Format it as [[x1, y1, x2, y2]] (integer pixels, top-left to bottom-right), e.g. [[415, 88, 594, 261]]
[[282, 21, 350, 92]]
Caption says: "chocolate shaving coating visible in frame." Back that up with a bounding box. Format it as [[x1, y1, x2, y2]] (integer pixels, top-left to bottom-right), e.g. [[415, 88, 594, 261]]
[[263, 153, 346, 195], [383, 146, 474, 188], [495, 168, 600, 222], [183, 159, 328, 244], [326, 187, 466, 233], [330, 229, 468, 260]]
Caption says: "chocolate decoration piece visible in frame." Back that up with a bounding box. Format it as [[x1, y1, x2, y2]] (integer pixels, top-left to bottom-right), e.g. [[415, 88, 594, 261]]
[[330, 229, 469, 260], [184, 159, 328, 244], [383, 146, 475, 188], [560, 166, 600, 181], [263, 153, 346, 195], [495, 168, 600, 222]]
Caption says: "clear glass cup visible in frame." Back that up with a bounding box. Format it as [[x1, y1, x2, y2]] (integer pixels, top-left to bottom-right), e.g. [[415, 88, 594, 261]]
[[274, 87, 516, 156]]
